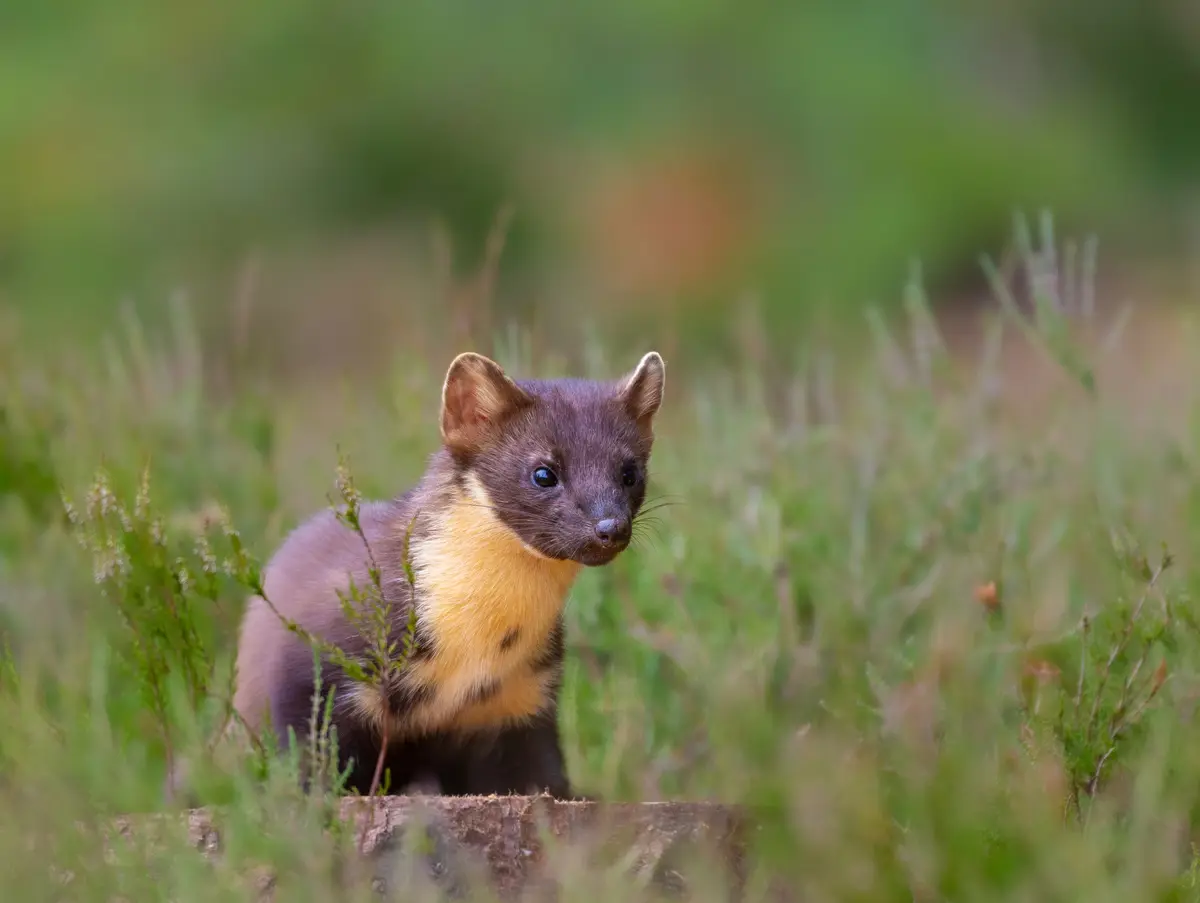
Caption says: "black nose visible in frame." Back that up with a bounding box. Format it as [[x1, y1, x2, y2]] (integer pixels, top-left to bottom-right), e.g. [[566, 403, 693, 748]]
[[593, 516, 631, 547]]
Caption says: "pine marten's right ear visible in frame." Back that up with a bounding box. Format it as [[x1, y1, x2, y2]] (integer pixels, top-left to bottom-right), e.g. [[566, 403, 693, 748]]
[[616, 350, 666, 435], [440, 352, 533, 453]]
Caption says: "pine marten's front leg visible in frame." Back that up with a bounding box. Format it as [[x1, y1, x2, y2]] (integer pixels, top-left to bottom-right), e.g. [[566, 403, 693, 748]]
[[450, 712, 574, 798]]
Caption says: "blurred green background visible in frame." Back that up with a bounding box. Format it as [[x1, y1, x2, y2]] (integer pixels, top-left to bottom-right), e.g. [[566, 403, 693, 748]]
[[4, 0, 1199, 373]]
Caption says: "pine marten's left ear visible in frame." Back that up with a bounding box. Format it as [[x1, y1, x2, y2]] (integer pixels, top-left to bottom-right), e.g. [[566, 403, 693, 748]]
[[616, 351, 666, 434], [441, 352, 533, 453]]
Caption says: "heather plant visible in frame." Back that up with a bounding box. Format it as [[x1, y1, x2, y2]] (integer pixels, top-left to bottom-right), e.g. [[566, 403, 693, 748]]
[[58, 451, 420, 811]]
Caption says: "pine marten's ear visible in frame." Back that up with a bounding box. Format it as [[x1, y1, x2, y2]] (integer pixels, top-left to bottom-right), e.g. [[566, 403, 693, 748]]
[[616, 351, 666, 434], [441, 352, 533, 452]]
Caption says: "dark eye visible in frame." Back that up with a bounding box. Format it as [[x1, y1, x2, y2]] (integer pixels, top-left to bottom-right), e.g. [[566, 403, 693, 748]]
[[620, 461, 639, 487], [531, 465, 559, 488]]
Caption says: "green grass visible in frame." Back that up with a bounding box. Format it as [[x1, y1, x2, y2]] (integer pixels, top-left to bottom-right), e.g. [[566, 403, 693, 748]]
[[4, 226, 1200, 900]]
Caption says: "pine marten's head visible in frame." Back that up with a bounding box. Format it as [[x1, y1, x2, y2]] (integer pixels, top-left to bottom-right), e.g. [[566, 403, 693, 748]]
[[439, 351, 666, 567]]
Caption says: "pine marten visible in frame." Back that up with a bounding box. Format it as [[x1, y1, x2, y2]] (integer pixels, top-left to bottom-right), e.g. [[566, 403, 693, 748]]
[[196, 350, 665, 799]]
